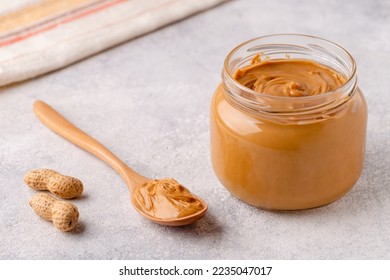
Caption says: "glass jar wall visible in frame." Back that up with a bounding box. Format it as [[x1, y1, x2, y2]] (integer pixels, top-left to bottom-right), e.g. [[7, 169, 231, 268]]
[[210, 34, 367, 210]]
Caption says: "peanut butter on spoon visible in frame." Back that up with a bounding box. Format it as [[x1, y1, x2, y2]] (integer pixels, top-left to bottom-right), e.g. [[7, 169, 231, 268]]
[[133, 178, 204, 219]]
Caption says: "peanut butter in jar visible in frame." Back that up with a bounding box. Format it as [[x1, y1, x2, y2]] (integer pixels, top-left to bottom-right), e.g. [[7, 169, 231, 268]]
[[210, 34, 367, 210]]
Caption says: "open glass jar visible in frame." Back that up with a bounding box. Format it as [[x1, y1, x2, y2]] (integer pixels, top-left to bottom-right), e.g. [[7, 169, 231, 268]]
[[210, 34, 367, 210]]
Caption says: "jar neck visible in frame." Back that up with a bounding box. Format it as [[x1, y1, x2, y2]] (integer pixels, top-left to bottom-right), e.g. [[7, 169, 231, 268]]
[[222, 34, 357, 122]]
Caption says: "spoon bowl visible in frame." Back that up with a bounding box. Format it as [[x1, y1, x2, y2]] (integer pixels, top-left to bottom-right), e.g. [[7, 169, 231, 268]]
[[33, 100, 208, 226], [132, 195, 208, 226]]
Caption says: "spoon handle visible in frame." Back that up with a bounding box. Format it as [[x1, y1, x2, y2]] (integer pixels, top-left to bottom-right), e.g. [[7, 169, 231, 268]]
[[33, 100, 148, 191]]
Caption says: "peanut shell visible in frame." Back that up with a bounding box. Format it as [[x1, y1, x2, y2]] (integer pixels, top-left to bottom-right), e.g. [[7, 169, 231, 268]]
[[24, 169, 83, 199], [29, 193, 79, 232], [29, 193, 56, 221], [52, 201, 79, 232]]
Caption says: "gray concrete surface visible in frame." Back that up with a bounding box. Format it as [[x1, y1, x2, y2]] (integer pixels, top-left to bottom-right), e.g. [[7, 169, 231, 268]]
[[0, 0, 389, 259]]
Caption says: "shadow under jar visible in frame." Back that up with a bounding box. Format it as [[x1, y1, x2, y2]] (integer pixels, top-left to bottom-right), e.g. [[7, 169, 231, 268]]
[[210, 34, 367, 210]]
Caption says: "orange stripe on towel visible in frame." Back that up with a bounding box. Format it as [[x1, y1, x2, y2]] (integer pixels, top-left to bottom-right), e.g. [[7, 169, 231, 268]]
[[0, 0, 94, 34], [0, 0, 126, 48]]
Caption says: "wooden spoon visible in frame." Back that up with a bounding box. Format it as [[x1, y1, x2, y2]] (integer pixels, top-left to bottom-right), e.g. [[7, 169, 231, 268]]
[[33, 100, 208, 226]]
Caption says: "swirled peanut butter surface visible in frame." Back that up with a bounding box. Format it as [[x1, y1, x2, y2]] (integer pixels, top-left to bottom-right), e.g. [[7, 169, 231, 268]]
[[234, 56, 346, 97], [133, 178, 204, 219]]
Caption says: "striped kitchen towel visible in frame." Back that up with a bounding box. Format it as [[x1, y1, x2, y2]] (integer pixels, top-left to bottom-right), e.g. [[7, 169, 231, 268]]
[[0, 0, 227, 86]]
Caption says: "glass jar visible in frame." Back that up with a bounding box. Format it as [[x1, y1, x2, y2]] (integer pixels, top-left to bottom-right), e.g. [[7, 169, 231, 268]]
[[210, 34, 367, 210]]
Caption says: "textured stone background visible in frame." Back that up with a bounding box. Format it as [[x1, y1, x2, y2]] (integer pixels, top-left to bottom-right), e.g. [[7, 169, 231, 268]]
[[0, 0, 389, 259]]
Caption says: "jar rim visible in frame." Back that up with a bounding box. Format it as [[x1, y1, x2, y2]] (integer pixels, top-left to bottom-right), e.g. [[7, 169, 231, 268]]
[[223, 34, 357, 108]]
